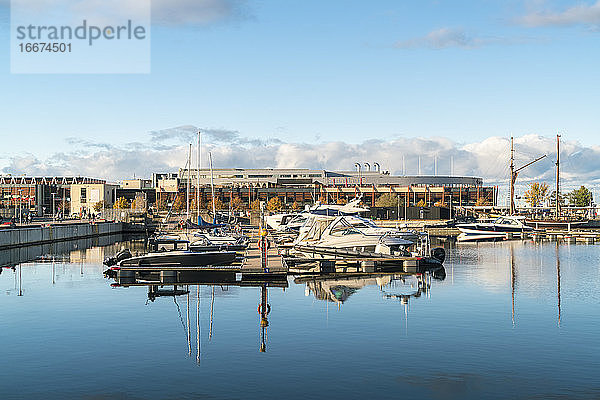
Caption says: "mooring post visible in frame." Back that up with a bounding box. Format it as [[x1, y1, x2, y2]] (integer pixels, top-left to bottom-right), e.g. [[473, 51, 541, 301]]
[[259, 202, 269, 273]]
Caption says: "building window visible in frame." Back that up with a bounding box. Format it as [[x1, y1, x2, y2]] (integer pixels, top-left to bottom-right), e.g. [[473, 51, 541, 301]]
[[80, 188, 87, 203]]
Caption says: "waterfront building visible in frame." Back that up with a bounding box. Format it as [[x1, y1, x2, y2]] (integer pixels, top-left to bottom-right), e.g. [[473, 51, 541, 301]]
[[0, 175, 105, 218], [70, 183, 119, 216], [153, 168, 496, 209]]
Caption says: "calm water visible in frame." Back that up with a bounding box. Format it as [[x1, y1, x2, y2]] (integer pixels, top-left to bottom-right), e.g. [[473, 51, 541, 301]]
[[1, 237, 600, 399]]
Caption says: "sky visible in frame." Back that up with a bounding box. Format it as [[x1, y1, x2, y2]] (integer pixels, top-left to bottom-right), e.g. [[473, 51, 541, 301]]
[[0, 0, 599, 194]]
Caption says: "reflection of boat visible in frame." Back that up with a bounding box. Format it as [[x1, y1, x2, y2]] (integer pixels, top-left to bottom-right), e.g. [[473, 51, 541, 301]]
[[457, 216, 533, 241], [295, 266, 445, 304]]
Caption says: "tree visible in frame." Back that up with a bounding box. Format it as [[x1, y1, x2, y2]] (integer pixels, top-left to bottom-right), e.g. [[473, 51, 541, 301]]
[[250, 199, 260, 211], [475, 197, 489, 206], [156, 195, 168, 210], [113, 197, 129, 209], [230, 196, 244, 210], [213, 198, 225, 210], [568, 186, 593, 207], [375, 193, 398, 208], [93, 201, 108, 212], [172, 195, 185, 211], [291, 201, 300, 211], [524, 182, 549, 207], [267, 196, 282, 211], [416, 199, 426, 207], [336, 197, 347, 205]]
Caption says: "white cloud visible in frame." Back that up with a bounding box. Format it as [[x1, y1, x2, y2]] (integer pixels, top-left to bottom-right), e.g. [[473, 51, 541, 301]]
[[3, 131, 600, 195], [395, 28, 537, 49], [518, 1, 600, 27], [8, 0, 245, 26]]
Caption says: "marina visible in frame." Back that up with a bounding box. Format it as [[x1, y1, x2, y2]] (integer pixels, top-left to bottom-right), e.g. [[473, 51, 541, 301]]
[[2, 235, 599, 399], [3, 1, 600, 397]]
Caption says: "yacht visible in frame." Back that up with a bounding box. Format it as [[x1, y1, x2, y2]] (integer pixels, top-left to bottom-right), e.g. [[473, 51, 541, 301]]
[[456, 216, 534, 240], [266, 197, 370, 232], [292, 215, 419, 256]]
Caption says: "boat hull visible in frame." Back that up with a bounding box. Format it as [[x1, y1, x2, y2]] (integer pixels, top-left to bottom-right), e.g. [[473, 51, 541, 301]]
[[118, 251, 237, 268]]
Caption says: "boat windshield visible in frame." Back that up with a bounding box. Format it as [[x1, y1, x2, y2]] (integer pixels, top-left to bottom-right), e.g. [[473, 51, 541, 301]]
[[349, 218, 377, 228], [494, 217, 519, 225], [329, 218, 363, 236]]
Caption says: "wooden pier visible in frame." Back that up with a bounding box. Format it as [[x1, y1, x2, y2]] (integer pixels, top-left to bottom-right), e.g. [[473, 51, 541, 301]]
[[241, 239, 287, 275]]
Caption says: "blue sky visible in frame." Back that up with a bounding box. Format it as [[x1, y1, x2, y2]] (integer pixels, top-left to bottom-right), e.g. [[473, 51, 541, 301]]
[[0, 0, 599, 185]]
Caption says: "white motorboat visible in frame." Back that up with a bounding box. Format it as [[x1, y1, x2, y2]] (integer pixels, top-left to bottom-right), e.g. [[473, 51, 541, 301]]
[[292, 215, 419, 256], [266, 197, 370, 232], [456, 216, 534, 241]]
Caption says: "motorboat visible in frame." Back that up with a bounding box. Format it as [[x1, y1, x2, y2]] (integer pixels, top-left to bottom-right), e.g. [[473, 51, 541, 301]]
[[292, 215, 419, 256], [189, 230, 247, 247], [104, 238, 238, 269], [265, 213, 298, 230], [267, 197, 370, 232], [456, 215, 534, 240], [188, 234, 247, 252], [114, 250, 237, 268]]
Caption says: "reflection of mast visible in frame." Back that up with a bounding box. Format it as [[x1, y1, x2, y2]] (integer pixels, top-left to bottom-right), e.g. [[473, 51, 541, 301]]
[[196, 285, 200, 364], [510, 245, 516, 326], [209, 286, 215, 341], [18, 265, 23, 296], [186, 288, 191, 356], [259, 285, 270, 353], [556, 243, 561, 327]]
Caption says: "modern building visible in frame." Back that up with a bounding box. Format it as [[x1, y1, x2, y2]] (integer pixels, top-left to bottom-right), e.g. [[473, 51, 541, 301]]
[[0, 175, 105, 218], [153, 168, 496, 209], [121, 179, 153, 190], [70, 183, 119, 216]]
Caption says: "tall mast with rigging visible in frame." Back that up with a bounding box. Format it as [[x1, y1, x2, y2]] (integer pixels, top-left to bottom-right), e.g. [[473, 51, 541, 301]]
[[510, 137, 515, 215], [509, 136, 547, 215], [187, 143, 191, 220], [197, 130, 201, 224], [555, 134, 561, 218]]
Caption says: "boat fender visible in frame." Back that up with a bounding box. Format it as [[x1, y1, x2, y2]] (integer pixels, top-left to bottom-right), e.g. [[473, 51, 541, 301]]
[[257, 304, 271, 315], [432, 247, 445, 263]]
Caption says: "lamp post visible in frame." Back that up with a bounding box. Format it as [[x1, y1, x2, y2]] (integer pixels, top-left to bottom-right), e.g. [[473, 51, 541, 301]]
[[51, 193, 57, 222], [18, 189, 22, 225]]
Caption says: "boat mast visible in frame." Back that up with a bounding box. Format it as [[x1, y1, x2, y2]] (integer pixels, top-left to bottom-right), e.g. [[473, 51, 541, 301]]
[[555, 133, 561, 218], [510, 136, 515, 215], [187, 143, 191, 220], [197, 130, 201, 224], [209, 152, 216, 222], [508, 136, 546, 215]]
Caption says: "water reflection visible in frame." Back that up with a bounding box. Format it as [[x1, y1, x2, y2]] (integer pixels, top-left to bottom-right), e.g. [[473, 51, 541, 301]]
[[0, 234, 147, 269], [105, 266, 286, 356], [297, 267, 445, 305], [2, 238, 599, 399], [506, 241, 563, 328]]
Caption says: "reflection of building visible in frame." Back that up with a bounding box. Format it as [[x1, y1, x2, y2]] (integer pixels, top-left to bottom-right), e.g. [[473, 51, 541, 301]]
[[70, 183, 118, 215], [0, 175, 104, 217]]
